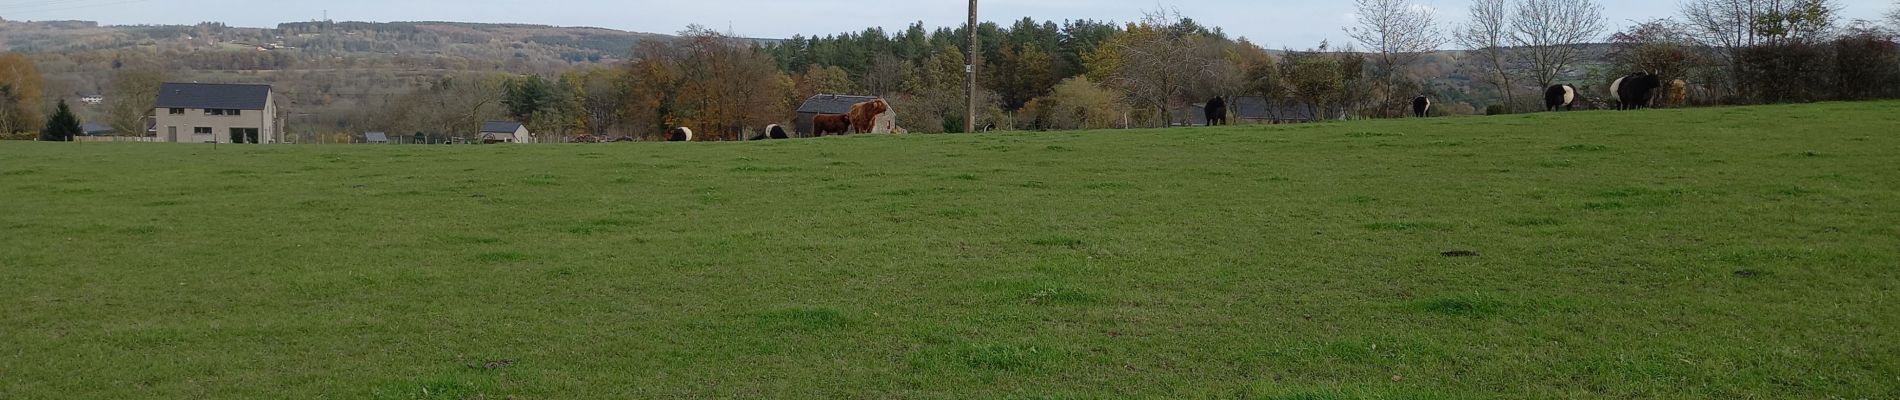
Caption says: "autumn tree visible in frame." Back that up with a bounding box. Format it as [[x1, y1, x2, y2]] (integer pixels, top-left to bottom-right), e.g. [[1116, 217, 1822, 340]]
[[1091, 9, 1217, 127], [557, 67, 627, 137], [1509, 0, 1607, 89], [623, 40, 682, 138], [0, 53, 45, 135], [1240, 39, 1283, 100], [987, 42, 1060, 111], [1021, 76, 1127, 130], [1347, 0, 1447, 117], [795, 65, 858, 101], [630, 27, 795, 141]]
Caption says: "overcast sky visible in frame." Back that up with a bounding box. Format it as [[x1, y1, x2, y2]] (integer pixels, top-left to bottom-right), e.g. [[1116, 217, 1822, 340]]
[[3, 0, 1893, 48]]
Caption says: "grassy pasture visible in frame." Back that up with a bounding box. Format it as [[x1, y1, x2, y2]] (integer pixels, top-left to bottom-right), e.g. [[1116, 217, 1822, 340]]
[[1, 101, 1897, 399]]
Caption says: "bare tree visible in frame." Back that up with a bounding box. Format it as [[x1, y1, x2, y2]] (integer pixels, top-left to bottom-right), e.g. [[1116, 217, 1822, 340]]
[[1347, 0, 1448, 117], [1680, 0, 1841, 97], [1890, 1, 1900, 29], [1456, 0, 1520, 110], [1508, 0, 1607, 89], [1097, 8, 1216, 127], [106, 61, 166, 137]]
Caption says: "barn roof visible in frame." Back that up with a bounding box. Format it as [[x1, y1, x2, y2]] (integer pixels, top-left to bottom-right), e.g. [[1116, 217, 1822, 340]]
[[480, 121, 524, 133], [797, 94, 878, 114], [1232, 96, 1327, 122], [155, 83, 271, 110], [81, 122, 113, 135], [365, 132, 389, 142]]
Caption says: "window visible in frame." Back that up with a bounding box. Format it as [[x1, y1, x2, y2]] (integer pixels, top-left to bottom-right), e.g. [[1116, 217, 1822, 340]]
[[203, 109, 244, 116], [228, 109, 241, 116], [169, 108, 185, 115], [194, 127, 212, 135]]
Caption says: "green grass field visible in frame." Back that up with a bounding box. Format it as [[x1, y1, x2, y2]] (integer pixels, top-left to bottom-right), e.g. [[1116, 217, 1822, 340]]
[[3, 102, 1898, 399]]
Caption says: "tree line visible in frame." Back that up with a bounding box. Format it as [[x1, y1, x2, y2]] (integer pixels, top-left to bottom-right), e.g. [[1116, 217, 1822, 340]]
[[5, 2, 1900, 139]]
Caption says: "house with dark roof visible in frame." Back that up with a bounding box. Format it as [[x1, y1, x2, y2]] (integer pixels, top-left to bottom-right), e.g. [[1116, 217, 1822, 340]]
[[364, 131, 389, 144], [478, 121, 530, 144], [794, 94, 878, 137], [153, 83, 279, 144]]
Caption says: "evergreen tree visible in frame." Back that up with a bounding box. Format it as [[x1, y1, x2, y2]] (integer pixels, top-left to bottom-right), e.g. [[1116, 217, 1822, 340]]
[[40, 99, 80, 142]]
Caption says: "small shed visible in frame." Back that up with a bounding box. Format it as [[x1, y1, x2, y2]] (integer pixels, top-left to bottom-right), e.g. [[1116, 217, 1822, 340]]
[[364, 131, 389, 144], [795, 94, 877, 137], [478, 121, 529, 144]]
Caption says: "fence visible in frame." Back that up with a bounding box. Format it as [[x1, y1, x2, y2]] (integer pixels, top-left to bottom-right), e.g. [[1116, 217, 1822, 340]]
[[73, 136, 161, 143]]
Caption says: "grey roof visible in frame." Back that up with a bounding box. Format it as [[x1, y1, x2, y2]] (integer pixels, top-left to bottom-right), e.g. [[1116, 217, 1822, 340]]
[[81, 122, 113, 135], [480, 121, 524, 133], [1232, 96, 1326, 122], [796, 94, 878, 114], [365, 132, 389, 142], [154, 83, 271, 110]]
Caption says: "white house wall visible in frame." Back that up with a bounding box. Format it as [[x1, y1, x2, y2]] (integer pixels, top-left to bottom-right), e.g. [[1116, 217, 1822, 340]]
[[153, 93, 280, 144]]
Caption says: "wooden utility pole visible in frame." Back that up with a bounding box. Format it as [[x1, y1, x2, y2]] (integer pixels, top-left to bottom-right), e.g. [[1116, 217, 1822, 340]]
[[965, 0, 978, 133]]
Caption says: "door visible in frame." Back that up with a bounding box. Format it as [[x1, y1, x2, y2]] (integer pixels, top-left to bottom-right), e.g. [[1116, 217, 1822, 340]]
[[167, 127, 177, 143]]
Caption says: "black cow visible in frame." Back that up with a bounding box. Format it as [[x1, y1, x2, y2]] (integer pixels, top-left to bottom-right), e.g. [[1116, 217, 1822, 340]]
[[1412, 96, 1432, 118], [1545, 84, 1579, 112], [1614, 73, 1663, 110], [1204, 96, 1229, 126]]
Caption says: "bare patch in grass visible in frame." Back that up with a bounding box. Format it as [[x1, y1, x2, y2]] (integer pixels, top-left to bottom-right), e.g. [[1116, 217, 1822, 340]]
[[474, 252, 527, 263]]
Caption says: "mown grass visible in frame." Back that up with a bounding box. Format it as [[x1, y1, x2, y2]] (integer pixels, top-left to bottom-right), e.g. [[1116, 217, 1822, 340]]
[[2, 101, 1898, 398]]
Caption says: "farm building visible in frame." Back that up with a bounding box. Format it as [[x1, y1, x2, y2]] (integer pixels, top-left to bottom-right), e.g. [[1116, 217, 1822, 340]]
[[1231, 96, 1334, 124], [80, 122, 114, 136], [478, 121, 530, 144], [364, 132, 389, 144], [153, 82, 280, 144], [795, 94, 877, 137]]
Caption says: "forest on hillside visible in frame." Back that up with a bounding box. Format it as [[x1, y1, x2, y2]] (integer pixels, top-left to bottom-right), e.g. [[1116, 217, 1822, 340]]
[[2, 0, 1899, 142]]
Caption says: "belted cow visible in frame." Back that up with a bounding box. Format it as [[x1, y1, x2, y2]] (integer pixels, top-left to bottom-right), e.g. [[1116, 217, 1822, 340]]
[[666, 127, 694, 142], [1545, 84, 1579, 111]]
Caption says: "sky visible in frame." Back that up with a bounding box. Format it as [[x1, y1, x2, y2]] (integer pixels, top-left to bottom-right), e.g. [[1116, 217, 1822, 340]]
[[2, 0, 1893, 48]]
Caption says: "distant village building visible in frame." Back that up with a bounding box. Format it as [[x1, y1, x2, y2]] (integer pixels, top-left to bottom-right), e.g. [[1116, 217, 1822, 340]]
[[364, 131, 389, 144], [153, 83, 280, 144], [478, 121, 530, 144], [80, 95, 105, 106], [795, 94, 878, 137]]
